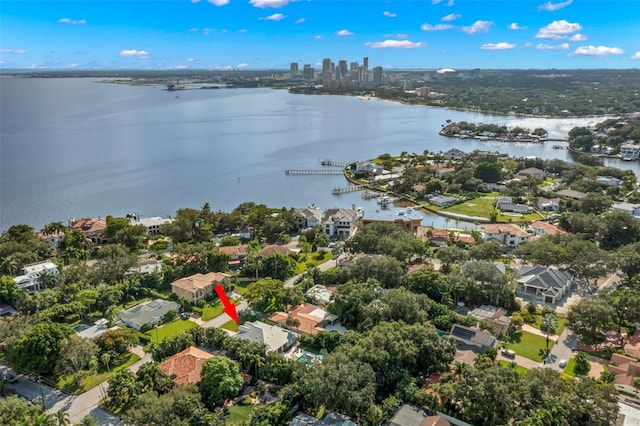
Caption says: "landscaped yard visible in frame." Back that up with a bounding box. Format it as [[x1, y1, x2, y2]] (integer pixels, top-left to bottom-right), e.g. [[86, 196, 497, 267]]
[[221, 320, 239, 332], [504, 330, 554, 362], [441, 197, 496, 218], [563, 357, 590, 377], [146, 319, 197, 344], [531, 315, 567, 336], [294, 251, 333, 275], [58, 352, 141, 394], [498, 360, 529, 375], [202, 298, 239, 321], [225, 403, 259, 425]]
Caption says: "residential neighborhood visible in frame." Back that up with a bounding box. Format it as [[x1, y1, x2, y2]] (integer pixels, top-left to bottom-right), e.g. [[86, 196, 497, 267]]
[[3, 142, 640, 425]]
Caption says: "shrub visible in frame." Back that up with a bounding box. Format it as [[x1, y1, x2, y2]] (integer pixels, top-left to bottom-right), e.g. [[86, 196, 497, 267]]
[[241, 396, 253, 406]]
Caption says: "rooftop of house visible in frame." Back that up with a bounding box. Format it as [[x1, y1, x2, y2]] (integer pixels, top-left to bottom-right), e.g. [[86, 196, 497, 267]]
[[171, 272, 231, 294], [270, 304, 337, 335], [70, 217, 107, 233], [76, 319, 120, 339], [22, 261, 59, 275], [259, 244, 295, 257], [609, 353, 640, 387], [306, 285, 335, 305], [323, 208, 359, 224], [290, 412, 357, 426], [518, 266, 573, 296], [624, 329, 640, 353], [480, 223, 531, 238], [362, 207, 423, 223], [449, 324, 497, 349], [117, 298, 179, 327], [233, 320, 295, 353], [468, 305, 510, 325], [218, 245, 248, 257], [129, 216, 173, 227], [530, 221, 567, 235], [158, 346, 214, 385], [517, 167, 545, 175], [555, 189, 587, 200], [388, 404, 451, 426]]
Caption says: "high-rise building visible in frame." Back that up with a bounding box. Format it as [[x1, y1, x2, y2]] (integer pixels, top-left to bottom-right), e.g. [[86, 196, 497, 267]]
[[373, 66, 383, 86], [338, 60, 348, 80], [362, 57, 369, 81], [290, 62, 299, 77], [303, 64, 314, 81], [322, 58, 332, 80]]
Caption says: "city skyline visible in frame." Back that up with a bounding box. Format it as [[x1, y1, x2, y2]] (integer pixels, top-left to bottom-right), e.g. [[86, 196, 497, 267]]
[[1, 0, 639, 70]]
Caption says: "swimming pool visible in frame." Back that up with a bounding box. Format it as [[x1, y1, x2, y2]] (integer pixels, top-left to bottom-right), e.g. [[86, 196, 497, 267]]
[[71, 324, 90, 332]]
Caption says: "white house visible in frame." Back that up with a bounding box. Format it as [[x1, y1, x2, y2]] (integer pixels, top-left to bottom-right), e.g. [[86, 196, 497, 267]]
[[129, 216, 173, 235], [233, 321, 296, 353], [620, 144, 640, 160], [537, 197, 561, 212], [354, 161, 384, 175], [13, 261, 59, 293], [294, 207, 322, 230], [322, 208, 359, 239], [480, 224, 531, 248]]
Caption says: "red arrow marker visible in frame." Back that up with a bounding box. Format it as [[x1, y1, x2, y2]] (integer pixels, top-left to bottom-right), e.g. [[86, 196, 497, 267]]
[[214, 284, 238, 324]]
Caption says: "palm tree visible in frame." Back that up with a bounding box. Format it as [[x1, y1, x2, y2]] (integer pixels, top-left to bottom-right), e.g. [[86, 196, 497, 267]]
[[542, 313, 559, 355], [56, 410, 70, 426]]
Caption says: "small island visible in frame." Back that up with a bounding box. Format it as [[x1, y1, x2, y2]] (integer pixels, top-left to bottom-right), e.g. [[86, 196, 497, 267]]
[[439, 121, 551, 143]]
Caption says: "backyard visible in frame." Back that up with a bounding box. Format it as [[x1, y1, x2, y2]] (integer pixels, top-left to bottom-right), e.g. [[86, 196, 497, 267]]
[[225, 403, 259, 425]]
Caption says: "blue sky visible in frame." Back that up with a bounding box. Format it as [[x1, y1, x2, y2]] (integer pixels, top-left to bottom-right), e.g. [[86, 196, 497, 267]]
[[1, 0, 639, 70]]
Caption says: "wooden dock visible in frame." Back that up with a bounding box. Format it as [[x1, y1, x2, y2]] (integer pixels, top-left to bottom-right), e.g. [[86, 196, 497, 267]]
[[285, 169, 344, 175], [321, 159, 349, 167], [332, 185, 367, 195]]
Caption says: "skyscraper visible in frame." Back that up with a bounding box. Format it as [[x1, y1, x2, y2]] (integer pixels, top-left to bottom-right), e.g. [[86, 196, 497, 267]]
[[303, 64, 314, 81], [322, 58, 332, 80], [290, 62, 299, 77], [338, 60, 347, 80], [362, 56, 369, 81], [373, 66, 383, 86]]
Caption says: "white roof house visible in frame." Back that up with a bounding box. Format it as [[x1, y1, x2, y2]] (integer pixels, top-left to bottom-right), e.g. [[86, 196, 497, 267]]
[[13, 261, 59, 293], [76, 318, 120, 339], [233, 321, 296, 353], [129, 216, 173, 235], [117, 299, 179, 330]]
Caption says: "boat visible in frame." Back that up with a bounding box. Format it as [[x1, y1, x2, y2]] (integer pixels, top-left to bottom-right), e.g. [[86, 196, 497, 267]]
[[552, 145, 564, 150]]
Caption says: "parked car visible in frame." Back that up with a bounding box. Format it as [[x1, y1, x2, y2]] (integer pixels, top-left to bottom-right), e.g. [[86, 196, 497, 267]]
[[2, 370, 18, 383], [502, 349, 516, 358], [559, 359, 567, 368], [180, 312, 191, 320]]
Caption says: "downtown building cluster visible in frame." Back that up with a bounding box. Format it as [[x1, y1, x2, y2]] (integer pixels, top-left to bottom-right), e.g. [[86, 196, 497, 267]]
[[290, 56, 387, 87]]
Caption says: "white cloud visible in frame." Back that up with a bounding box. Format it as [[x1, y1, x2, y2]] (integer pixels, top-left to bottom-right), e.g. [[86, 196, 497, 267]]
[[237, 63, 249, 68], [259, 13, 286, 21], [314, 35, 324, 39], [207, 0, 229, 5], [239, 28, 247, 32], [58, 18, 86, 25], [187, 58, 195, 62], [536, 42, 569, 50], [573, 45, 624, 56], [432, 0, 442, 4], [295, 18, 305, 24], [396, 33, 408, 39], [632, 52, 640, 60], [509, 23, 526, 30], [480, 42, 516, 50], [538, 0, 572, 11], [447, 0, 454, 5], [0, 48, 26, 54], [169, 65, 188, 69], [202, 28, 214, 34], [250, 0, 290, 8], [119, 49, 150, 58], [383, 11, 397, 18], [67, 63, 80, 68], [569, 33, 587, 41], [536, 20, 581, 39], [461, 20, 493, 34], [442, 13, 460, 22], [188, 27, 199, 32], [365, 39, 425, 49], [336, 29, 354, 36], [421, 23, 453, 31]]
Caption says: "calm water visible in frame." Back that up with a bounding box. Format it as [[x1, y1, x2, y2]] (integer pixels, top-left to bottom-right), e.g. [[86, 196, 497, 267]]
[[0, 77, 626, 231]]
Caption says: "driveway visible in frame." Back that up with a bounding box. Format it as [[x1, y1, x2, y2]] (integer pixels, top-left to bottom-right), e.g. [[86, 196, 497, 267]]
[[545, 328, 578, 371]]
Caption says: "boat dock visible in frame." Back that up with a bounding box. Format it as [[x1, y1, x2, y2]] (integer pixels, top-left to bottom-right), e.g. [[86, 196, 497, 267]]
[[321, 159, 348, 167], [285, 169, 344, 175], [332, 185, 367, 195]]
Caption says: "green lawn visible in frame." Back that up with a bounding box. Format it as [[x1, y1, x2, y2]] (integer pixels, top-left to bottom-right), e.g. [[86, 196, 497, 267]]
[[201, 298, 239, 321], [221, 320, 239, 332], [498, 360, 529, 375], [225, 403, 259, 425], [441, 197, 496, 218], [294, 251, 333, 275], [504, 330, 554, 362], [563, 357, 590, 377], [146, 319, 196, 344], [531, 316, 567, 336]]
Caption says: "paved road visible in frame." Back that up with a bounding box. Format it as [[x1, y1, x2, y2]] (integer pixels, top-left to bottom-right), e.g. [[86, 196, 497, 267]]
[[545, 328, 578, 371]]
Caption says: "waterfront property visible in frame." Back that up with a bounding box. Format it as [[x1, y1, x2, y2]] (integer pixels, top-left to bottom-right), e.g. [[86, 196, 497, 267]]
[[170, 272, 232, 304], [13, 260, 59, 293], [294, 207, 322, 230], [117, 298, 179, 330], [322, 208, 359, 239], [69, 217, 108, 245], [361, 207, 423, 233], [128, 216, 173, 235]]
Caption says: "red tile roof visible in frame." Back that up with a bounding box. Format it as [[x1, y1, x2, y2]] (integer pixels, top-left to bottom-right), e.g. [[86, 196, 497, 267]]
[[159, 346, 214, 385]]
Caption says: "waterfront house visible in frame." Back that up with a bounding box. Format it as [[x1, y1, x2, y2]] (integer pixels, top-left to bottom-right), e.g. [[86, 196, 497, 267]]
[[429, 194, 458, 207], [479, 223, 531, 248], [355, 160, 384, 176], [442, 148, 467, 161], [159, 346, 213, 386], [294, 207, 322, 230], [37, 231, 65, 249], [361, 207, 423, 233], [13, 261, 59, 293], [69, 217, 107, 245], [517, 265, 574, 304], [322, 208, 359, 239], [233, 321, 296, 353], [128, 216, 173, 235], [170, 272, 231, 304], [620, 143, 640, 160], [117, 299, 180, 330]]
